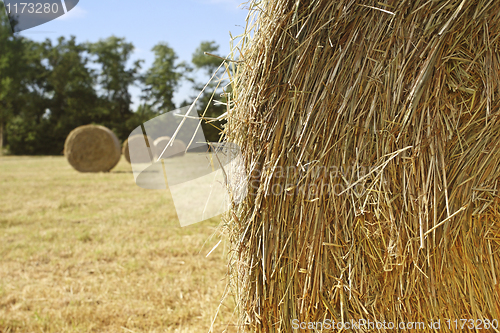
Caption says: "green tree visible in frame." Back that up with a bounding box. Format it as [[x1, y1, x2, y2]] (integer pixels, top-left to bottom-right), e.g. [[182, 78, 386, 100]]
[[3, 31, 149, 154], [5, 38, 53, 154], [87, 36, 142, 140], [41, 36, 99, 153], [7, 36, 104, 155], [192, 41, 222, 76], [142, 42, 189, 114], [125, 103, 156, 133], [0, 5, 25, 154], [189, 41, 228, 142]]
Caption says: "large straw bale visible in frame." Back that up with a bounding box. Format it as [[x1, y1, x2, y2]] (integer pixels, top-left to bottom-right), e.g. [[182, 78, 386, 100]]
[[123, 134, 154, 163], [64, 125, 121, 173], [154, 136, 186, 159], [223, 0, 500, 331]]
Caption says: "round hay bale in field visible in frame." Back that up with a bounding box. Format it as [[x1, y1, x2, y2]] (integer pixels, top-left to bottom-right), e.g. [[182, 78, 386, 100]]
[[153, 136, 171, 156], [64, 125, 121, 173], [122, 134, 154, 163], [154, 137, 186, 159]]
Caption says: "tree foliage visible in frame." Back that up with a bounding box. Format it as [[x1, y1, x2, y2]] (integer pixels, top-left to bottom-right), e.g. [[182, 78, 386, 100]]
[[192, 41, 222, 76], [5, 35, 146, 154], [142, 42, 188, 114], [87, 36, 142, 140], [1, 25, 228, 154], [0, 4, 26, 152], [189, 41, 228, 142]]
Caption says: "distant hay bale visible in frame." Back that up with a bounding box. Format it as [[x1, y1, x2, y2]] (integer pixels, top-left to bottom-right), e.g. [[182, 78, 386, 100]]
[[123, 134, 154, 163], [153, 136, 171, 148], [154, 136, 186, 159], [64, 125, 121, 173], [153, 136, 171, 157], [223, 0, 500, 332]]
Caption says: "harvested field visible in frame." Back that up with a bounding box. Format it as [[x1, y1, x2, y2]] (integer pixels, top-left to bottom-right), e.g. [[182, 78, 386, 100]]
[[0, 156, 237, 332]]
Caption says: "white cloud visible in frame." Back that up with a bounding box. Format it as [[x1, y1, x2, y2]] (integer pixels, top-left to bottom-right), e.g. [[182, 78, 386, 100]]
[[56, 6, 87, 21]]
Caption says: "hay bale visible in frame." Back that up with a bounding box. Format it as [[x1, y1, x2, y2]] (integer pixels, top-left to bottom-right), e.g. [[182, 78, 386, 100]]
[[153, 136, 171, 157], [64, 125, 121, 173], [123, 134, 154, 163], [154, 136, 186, 159], [153, 136, 171, 148], [224, 0, 500, 331]]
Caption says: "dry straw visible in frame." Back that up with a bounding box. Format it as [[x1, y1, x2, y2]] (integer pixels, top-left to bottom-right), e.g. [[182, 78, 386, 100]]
[[154, 136, 187, 158], [122, 134, 154, 163], [221, 0, 500, 331], [64, 125, 121, 173]]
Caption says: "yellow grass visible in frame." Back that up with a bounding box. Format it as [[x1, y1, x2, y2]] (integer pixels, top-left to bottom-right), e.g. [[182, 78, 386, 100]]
[[0, 156, 237, 332]]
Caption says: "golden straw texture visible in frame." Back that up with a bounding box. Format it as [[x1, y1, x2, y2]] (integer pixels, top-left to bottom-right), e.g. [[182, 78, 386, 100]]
[[223, 0, 500, 331]]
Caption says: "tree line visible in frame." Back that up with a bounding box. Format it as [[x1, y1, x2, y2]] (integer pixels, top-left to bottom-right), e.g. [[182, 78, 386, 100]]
[[0, 6, 227, 155]]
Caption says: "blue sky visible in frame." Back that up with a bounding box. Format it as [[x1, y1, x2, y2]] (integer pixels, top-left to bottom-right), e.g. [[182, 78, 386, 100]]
[[12, 0, 250, 108]]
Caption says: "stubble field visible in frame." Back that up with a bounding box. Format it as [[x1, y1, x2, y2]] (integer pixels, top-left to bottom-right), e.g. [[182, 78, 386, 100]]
[[0, 155, 236, 332]]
